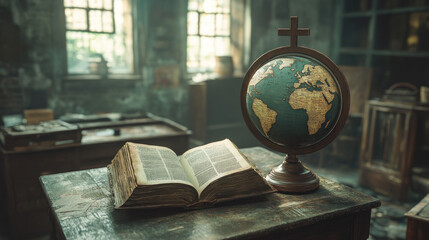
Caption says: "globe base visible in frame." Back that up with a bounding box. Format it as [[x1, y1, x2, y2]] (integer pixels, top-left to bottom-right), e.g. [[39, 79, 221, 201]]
[[266, 154, 319, 193]]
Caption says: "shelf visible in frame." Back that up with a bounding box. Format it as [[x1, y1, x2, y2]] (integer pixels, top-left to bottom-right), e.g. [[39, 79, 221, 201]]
[[337, 0, 429, 98], [373, 50, 429, 58], [339, 48, 429, 58], [377, 6, 429, 15], [337, 0, 429, 59]]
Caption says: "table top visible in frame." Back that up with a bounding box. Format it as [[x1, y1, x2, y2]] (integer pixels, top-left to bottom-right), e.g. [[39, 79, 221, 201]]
[[405, 193, 429, 223], [40, 147, 380, 240]]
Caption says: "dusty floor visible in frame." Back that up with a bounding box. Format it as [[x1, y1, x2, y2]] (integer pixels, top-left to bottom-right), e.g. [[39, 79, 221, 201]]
[[305, 159, 425, 240]]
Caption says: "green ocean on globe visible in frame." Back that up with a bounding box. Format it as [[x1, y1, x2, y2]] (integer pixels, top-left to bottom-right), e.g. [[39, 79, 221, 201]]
[[246, 55, 341, 148]]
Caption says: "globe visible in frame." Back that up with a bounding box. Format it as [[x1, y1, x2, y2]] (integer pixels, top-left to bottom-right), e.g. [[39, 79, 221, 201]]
[[241, 16, 350, 192], [245, 55, 341, 149]]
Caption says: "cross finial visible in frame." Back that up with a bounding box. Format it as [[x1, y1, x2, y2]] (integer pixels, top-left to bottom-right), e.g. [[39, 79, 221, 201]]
[[278, 16, 310, 47]]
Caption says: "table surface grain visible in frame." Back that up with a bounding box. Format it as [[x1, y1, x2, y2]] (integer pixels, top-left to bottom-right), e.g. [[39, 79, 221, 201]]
[[40, 147, 380, 240]]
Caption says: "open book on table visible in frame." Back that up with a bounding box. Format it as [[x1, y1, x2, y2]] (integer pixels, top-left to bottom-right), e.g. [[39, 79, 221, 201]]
[[108, 139, 276, 209]]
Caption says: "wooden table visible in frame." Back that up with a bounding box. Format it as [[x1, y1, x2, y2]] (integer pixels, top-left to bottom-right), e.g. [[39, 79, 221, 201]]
[[40, 147, 380, 240], [405, 194, 429, 240]]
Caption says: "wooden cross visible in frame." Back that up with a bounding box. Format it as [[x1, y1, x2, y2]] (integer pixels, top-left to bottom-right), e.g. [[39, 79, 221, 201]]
[[278, 16, 310, 47]]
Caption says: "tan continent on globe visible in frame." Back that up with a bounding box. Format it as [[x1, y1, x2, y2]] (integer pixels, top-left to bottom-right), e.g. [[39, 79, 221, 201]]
[[289, 64, 338, 135], [252, 98, 277, 137]]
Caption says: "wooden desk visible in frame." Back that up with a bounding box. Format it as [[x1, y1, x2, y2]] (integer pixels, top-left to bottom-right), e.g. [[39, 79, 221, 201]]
[[0, 117, 190, 239], [406, 194, 429, 240], [40, 148, 380, 240]]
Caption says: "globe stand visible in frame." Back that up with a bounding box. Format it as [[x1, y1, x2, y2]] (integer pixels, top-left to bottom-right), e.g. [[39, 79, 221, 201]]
[[266, 154, 319, 192]]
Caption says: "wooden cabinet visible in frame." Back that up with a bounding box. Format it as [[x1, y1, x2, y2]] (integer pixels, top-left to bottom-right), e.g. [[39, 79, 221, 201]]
[[189, 76, 261, 148], [359, 100, 429, 201], [0, 116, 191, 239]]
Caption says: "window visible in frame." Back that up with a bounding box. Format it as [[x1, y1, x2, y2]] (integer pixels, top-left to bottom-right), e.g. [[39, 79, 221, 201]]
[[187, 0, 231, 72], [64, 0, 134, 75]]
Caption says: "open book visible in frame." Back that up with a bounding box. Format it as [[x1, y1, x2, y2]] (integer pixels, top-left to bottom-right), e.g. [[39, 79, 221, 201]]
[[108, 139, 276, 209]]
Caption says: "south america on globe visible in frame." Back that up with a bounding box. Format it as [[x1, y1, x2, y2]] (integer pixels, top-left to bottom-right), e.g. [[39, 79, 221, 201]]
[[246, 55, 341, 148]]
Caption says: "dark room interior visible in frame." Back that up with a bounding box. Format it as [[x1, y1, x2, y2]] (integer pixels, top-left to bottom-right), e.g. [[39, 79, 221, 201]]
[[1, 0, 429, 239]]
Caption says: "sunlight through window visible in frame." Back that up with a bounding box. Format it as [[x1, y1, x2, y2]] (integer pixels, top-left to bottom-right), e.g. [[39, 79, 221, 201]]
[[187, 0, 231, 73], [64, 0, 134, 74]]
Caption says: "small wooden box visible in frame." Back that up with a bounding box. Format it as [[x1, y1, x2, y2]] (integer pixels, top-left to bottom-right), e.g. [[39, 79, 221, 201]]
[[24, 109, 54, 125]]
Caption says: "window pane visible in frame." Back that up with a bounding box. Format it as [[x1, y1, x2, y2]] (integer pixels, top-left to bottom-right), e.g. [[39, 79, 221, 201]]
[[64, 0, 87, 8], [187, 36, 200, 69], [65, 8, 87, 30], [188, 12, 198, 35], [102, 11, 113, 32], [217, 0, 230, 13], [188, 0, 198, 10], [104, 0, 113, 10], [67, 31, 90, 74], [200, 1, 217, 13], [89, 10, 103, 32], [215, 37, 230, 56], [216, 14, 229, 36], [200, 37, 215, 69], [200, 14, 215, 36], [89, 0, 103, 8]]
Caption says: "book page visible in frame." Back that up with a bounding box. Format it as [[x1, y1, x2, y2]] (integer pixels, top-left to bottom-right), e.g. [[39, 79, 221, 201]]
[[128, 143, 193, 186], [179, 139, 251, 193]]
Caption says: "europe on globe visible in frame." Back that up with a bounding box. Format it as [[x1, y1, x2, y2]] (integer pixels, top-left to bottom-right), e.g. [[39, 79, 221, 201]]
[[245, 55, 341, 149]]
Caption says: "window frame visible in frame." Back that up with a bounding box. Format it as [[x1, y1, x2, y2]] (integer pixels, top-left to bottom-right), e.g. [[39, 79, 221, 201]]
[[187, 0, 232, 73], [64, 0, 116, 34], [62, 0, 140, 79]]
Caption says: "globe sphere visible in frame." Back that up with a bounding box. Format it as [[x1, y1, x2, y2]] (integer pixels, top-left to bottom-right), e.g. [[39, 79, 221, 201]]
[[245, 55, 341, 149]]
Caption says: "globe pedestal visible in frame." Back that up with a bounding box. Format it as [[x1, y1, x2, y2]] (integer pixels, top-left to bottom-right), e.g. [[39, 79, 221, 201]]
[[265, 154, 319, 192]]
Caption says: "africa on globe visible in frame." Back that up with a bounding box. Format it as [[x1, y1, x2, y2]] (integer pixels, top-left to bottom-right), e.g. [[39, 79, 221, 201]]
[[245, 55, 341, 149]]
